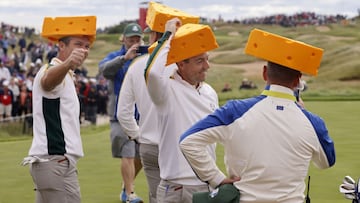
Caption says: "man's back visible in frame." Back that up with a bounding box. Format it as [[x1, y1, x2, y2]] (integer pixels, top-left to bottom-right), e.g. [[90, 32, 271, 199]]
[[180, 85, 335, 202]]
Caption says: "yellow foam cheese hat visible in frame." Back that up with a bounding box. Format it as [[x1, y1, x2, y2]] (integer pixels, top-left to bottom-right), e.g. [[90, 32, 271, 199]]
[[149, 23, 219, 65], [146, 1, 200, 33], [41, 16, 97, 45], [244, 28, 323, 76]]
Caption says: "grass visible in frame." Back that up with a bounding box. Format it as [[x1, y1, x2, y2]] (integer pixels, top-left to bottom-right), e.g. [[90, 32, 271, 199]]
[[1, 101, 360, 203]]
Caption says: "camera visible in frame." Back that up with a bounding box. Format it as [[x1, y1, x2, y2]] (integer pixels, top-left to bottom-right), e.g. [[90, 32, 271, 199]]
[[136, 45, 149, 54]]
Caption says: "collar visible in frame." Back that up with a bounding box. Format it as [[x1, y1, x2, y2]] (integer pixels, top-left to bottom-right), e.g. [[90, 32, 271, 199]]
[[261, 85, 296, 101], [173, 71, 203, 91], [50, 57, 62, 65]]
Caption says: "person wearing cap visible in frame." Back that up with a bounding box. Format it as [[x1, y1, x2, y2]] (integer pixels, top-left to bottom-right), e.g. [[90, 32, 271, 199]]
[[23, 16, 96, 203], [0, 79, 13, 121], [179, 29, 336, 202], [8, 76, 20, 117], [116, 25, 175, 203], [0, 58, 11, 82], [144, 18, 219, 203], [98, 22, 144, 203]]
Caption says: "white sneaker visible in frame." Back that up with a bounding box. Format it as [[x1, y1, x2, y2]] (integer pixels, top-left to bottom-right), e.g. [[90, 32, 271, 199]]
[[126, 193, 143, 203]]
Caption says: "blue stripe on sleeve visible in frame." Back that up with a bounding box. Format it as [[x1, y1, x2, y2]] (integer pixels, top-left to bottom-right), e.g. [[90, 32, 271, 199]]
[[180, 95, 265, 143], [301, 109, 336, 166]]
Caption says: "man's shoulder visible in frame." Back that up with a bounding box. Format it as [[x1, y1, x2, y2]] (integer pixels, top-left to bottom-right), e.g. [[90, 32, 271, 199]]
[[131, 54, 149, 66], [127, 55, 149, 73], [201, 82, 217, 92]]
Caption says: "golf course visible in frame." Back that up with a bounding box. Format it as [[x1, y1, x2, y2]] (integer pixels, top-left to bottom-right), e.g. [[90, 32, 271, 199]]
[[1, 19, 360, 203]]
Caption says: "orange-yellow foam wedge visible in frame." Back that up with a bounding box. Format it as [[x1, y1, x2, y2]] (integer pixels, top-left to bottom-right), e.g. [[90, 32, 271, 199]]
[[41, 16, 97, 44], [146, 1, 199, 33], [245, 28, 323, 76], [149, 23, 219, 65]]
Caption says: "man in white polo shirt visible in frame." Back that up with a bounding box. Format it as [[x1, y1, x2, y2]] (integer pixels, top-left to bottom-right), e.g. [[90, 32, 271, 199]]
[[22, 16, 97, 203]]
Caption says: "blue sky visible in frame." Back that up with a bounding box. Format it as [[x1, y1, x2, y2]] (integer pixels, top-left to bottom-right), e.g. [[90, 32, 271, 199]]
[[0, 0, 358, 32]]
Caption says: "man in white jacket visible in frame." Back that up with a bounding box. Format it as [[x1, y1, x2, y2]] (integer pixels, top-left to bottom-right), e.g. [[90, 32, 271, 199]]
[[117, 27, 175, 203], [180, 29, 336, 203], [144, 18, 219, 203]]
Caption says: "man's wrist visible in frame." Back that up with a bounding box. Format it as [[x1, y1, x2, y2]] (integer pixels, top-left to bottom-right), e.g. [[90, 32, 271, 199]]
[[117, 55, 128, 67], [119, 55, 127, 62]]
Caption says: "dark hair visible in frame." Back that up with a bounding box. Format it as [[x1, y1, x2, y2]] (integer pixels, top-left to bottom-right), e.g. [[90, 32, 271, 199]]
[[155, 32, 163, 39], [183, 59, 190, 63], [59, 36, 72, 45], [267, 62, 301, 84]]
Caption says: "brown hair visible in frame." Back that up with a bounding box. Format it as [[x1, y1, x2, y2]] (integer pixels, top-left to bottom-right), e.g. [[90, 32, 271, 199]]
[[59, 36, 72, 45], [267, 62, 302, 85]]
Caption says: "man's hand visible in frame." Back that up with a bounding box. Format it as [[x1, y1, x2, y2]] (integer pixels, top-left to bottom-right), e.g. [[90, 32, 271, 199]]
[[124, 43, 140, 61], [165, 18, 182, 34], [64, 48, 88, 70], [220, 176, 241, 185]]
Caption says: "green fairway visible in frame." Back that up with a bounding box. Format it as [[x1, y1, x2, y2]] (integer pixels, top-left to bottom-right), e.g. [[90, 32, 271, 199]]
[[0, 101, 359, 203]]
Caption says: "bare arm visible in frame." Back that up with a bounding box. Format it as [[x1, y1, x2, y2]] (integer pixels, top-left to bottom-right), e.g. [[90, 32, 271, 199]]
[[41, 48, 87, 91]]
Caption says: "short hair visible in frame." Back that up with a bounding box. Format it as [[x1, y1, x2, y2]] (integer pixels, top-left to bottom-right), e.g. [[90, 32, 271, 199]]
[[267, 62, 301, 84], [59, 36, 72, 45], [155, 32, 163, 39], [183, 58, 190, 63]]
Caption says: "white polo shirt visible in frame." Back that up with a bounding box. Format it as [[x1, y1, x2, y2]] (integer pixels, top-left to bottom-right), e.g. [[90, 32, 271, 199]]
[[29, 58, 83, 158]]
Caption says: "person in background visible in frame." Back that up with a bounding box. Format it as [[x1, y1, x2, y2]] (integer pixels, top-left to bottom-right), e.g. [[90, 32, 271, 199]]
[[22, 15, 97, 203], [8, 77, 19, 117], [221, 83, 232, 92], [0, 80, 13, 121], [18, 83, 31, 117], [96, 76, 109, 116], [0, 58, 11, 82], [98, 22, 144, 203], [180, 29, 336, 203], [117, 25, 175, 203], [86, 78, 98, 125], [144, 18, 219, 203]]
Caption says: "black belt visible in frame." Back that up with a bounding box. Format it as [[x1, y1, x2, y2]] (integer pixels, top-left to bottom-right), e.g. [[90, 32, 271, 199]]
[[57, 157, 68, 163]]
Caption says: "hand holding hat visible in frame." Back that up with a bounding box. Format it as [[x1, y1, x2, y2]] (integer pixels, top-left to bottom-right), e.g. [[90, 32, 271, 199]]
[[165, 18, 182, 34]]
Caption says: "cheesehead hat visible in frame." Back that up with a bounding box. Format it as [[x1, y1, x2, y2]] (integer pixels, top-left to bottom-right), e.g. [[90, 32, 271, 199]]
[[146, 1, 200, 33], [41, 16, 97, 45], [244, 28, 323, 76], [148, 23, 219, 65]]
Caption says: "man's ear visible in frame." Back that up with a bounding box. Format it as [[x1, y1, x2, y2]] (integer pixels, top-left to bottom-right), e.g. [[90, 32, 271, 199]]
[[176, 61, 184, 69], [294, 77, 303, 90], [57, 41, 65, 50], [262, 65, 267, 81]]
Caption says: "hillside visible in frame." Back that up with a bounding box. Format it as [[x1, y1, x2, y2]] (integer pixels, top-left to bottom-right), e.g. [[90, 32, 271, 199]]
[[86, 20, 360, 102]]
